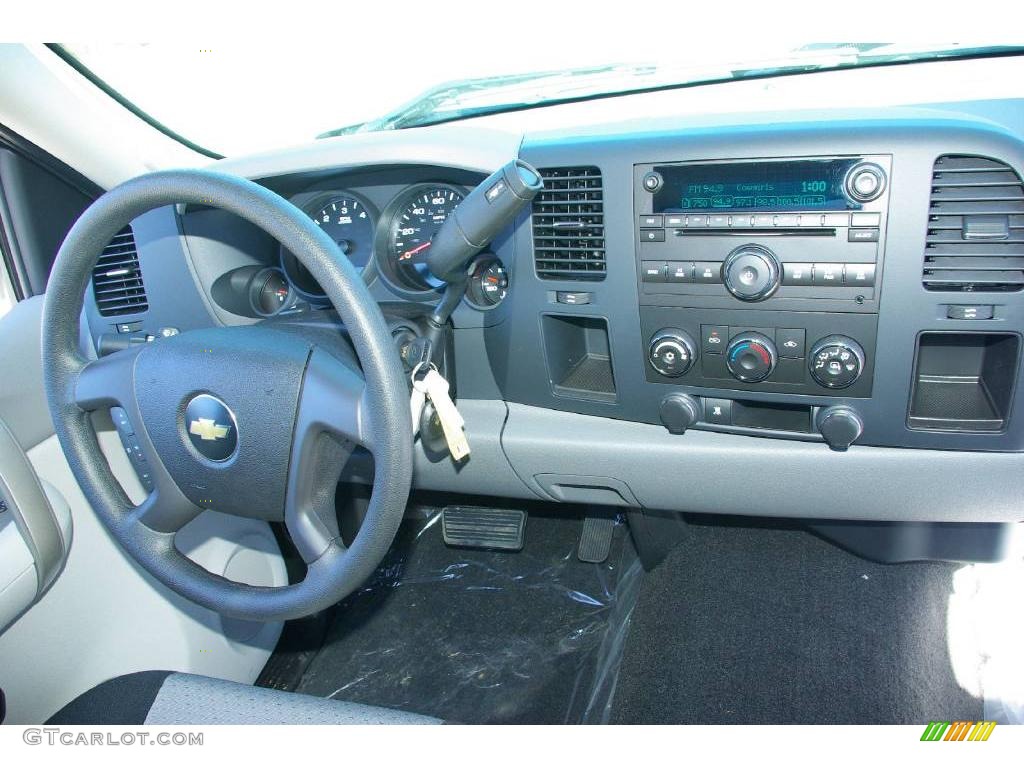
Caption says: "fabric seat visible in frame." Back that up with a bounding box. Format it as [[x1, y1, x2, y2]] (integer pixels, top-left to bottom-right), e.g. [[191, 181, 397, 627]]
[[47, 671, 441, 725]]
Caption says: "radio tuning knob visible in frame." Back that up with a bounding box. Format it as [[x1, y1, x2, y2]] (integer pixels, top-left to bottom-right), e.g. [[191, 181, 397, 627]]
[[844, 162, 887, 203], [817, 406, 864, 451]]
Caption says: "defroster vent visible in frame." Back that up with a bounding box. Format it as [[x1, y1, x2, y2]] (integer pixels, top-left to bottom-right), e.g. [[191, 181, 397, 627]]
[[92, 226, 148, 316], [533, 166, 606, 280], [923, 155, 1024, 292]]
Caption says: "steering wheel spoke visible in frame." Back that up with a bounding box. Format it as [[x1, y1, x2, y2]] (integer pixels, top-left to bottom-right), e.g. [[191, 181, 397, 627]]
[[129, 480, 203, 534], [284, 350, 371, 563], [73, 346, 143, 411]]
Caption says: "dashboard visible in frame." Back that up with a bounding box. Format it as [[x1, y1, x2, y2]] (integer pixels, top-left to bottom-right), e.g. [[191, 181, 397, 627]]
[[80, 89, 1024, 526]]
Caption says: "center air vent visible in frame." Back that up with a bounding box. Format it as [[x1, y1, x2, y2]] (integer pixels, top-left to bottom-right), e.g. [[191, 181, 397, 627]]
[[532, 166, 606, 280], [92, 226, 148, 316], [923, 155, 1024, 292]]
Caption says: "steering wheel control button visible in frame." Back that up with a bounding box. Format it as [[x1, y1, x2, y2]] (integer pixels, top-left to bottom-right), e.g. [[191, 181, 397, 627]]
[[726, 332, 777, 383], [722, 245, 781, 301], [776, 328, 806, 359], [809, 336, 866, 389], [184, 394, 239, 463], [704, 398, 732, 425], [845, 162, 887, 203], [648, 329, 697, 378]]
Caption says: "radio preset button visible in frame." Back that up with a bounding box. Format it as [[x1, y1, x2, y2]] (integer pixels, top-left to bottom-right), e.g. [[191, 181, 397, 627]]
[[753, 214, 774, 228], [783, 263, 814, 285], [812, 263, 844, 286], [774, 214, 799, 228], [844, 263, 876, 287], [665, 214, 686, 226], [730, 214, 752, 227], [823, 213, 850, 227], [667, 261, 695, 282], [851, 212, 881, 227], [709, 215, 730, 228], [694, 261, 722, 283], [685, 215, 707, 227]]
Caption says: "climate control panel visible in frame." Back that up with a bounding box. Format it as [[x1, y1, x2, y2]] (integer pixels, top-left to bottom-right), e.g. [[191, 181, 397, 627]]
[[641, 306, 877, 398]]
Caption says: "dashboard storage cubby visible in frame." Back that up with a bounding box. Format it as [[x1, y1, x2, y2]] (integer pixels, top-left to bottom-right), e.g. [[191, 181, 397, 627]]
[[908, 332, 1019, 433], [541, 315, 616, 402]]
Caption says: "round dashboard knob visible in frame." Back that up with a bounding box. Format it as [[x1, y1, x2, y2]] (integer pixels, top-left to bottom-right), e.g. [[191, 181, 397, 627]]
[[726, 332, 777, 383], [809, 335, 866, 389], [648, 328, 696, 377], [659, 393, 701, 435], [817, 406, 864, 451], [721, 245, 781, 302], [844, 162, 887, 203]]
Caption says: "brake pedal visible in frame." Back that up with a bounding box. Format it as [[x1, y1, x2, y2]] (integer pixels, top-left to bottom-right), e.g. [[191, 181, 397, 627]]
[[578, 516, 615, 563], [441, 506, 526, 551]]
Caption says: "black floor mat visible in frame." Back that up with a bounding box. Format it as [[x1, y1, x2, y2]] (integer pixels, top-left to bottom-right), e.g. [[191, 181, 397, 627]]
[[610, 519, 983, 724], [293, 509, 639, 724]]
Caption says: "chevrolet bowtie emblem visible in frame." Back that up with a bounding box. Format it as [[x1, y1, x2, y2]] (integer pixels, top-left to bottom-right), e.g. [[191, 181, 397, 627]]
[[189, 418, 232, 441]]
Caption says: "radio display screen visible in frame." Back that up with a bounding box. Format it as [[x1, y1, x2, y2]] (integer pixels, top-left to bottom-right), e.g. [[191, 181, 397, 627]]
[[652, 159, 860, 213]]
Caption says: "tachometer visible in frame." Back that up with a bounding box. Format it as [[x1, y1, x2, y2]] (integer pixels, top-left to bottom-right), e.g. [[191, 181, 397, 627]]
[[281, 193, 376, 301], [387, 185, 465, 290]]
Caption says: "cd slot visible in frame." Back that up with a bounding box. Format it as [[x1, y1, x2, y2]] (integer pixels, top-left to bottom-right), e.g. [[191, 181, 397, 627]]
[[675, 228, 837, 237]]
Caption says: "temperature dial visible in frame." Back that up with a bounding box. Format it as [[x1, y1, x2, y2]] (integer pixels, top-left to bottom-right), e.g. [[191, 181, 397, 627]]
[[648, 329, 697, 377], [809, 336, 865, 389], [726, 332, 777, 383], [466, 256, 508, 309]]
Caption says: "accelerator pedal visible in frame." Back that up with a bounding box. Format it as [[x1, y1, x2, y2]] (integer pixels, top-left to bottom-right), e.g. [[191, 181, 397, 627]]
[[578, 516, 615, 563], [441, 506, 526, 551]]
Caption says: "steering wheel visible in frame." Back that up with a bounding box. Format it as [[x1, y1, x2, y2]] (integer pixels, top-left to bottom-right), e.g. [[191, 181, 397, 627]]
[[41, 169, 413, 621]]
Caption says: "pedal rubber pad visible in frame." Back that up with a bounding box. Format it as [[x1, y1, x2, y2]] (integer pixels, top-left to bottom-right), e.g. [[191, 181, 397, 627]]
[[578, 517, 615, 563], [441, 506, 526, 551]]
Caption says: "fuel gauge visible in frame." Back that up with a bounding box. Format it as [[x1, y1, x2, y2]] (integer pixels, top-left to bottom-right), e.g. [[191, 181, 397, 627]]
[[466, 256, 508, 309]]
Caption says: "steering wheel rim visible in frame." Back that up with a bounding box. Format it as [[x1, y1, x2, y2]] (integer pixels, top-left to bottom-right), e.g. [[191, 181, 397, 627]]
[[42, 169, 413, 621]]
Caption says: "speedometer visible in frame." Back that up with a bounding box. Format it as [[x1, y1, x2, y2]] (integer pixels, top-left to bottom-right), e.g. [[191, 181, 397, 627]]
[[281, 193, 376, 301], [388, 185, 465, 290]]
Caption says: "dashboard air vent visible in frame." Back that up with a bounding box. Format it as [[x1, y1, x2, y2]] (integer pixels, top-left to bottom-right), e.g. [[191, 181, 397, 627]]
[[533, 166, 606, 280], [92, 226, 148, 316], [923, 155, 1024, 292]]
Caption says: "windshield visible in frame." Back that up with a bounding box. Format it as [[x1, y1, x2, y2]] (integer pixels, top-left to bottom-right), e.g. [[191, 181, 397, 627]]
[[59, 42, 1020, 158]]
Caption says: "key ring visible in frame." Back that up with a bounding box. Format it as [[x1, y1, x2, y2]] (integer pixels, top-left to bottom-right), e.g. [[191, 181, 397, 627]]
[[410, 360, 437, 383]]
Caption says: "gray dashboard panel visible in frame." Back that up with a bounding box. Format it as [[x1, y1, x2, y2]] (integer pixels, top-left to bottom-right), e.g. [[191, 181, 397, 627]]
[[477, 110, 1024, 453], [501, 402, 1024, 522]]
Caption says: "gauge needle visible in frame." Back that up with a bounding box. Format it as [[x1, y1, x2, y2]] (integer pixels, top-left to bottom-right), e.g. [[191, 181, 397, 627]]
[[400, 242, 431, 261], [486, 276, 499, 283]]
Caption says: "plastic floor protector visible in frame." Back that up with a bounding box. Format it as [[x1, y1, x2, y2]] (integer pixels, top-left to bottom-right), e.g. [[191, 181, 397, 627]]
[[293, 508, 641, 724]]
